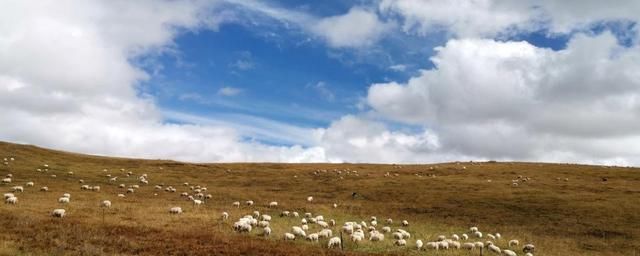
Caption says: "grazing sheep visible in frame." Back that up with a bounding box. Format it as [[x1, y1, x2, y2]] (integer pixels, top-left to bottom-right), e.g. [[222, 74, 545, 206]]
[[306, 196, 313, 202], [474, 242, 484, 248], [261, 214, 271, 221], [488, 243, 501, 254], [416, 239, 423, 250], [333, 203, 337, 208], [462, 233, 469, 240], [81, 185, 90, 190], [401, 220, 409, 226], [58, 197, 70, 204], [394, 239, 407, 246], [245, 200, 254, 206], [117, 194, 125, 197], [474, 231, 483, 238], [262, 227, 271, 236], [437, 235, 446, 241], [495, 233, 502, 239], [397, 229, 411, 239], [269, 201, 278, 208], [470, 227, 479, 233], [509, 240, 519, 247], [329, 219, 336, 226], [169, 207, 183, 214], [193, 199, 203, 206], [525, 253, 533, 256], [386, 218, 392, 224], [306, 233, 319, 242], [292, 226, 306, 237], [318, 229, 333, 238], [502, 249, 517, 256], [222, 212, 229, 220], [382, 226, 391, 233], [462, 242, 476, 250], [62, 193, 71, 198], [450, 241, 461, 249], [437, 241, 449, 250], [205, 194, 212, 199], [328, 237, 341, 248], [26, 182, 34, 187], [452, 234, 460, 241], [232, 201, 240, 208], [101, 200, 111, 208], [392, 232, 403, 240], [488, 234, 496, 240], [12, 186, 23, 192], [5, 196, 17, 204], [301, 218, 308, 225], [304, 212, 312, 218], [425, 242, 438, 250], [258, 221, 270, 228], [4, 193, 15, 199], [51, 209, 65, 218], [292, 212, 299, 217], [119, 184, 126, 188], [284, 233, 296, 241], [252, 211, 260, 218], [523, 244, 535, 253]]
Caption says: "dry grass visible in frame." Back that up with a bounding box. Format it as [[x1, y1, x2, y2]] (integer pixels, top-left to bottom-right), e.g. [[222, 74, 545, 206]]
[[0, 141, 639, 255]]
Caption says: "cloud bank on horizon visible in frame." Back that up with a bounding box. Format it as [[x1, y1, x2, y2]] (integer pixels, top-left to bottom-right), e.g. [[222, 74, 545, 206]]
[[1, 0, 639, 165]]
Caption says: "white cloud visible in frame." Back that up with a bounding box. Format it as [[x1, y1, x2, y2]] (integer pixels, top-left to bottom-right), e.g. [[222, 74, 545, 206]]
[[311, 7, 394, 48], [366, 32, 640, 165], [307, 81, 335, 101], [389, 64, 407, 72], [379, 0, 640, 37], [217, 86, 243, 96]]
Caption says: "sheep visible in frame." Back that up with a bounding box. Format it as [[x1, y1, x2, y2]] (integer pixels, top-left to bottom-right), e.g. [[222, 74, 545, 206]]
[[394, 239, 407, 246], [523, 244, 535, 253], [450, 241, 461, 249], [81, 185, 90, 190], [474, 231, 483, 238], [51, 209, 65, 218], [333, 203, 337, 208], [233, 221, 252, 233], [12, 186, 23, 192], [306, 233, 319, 242], [462, 233, 469, 240], [101, 200, 111, 208], [488, 234, 496, 240], [401, 220, 409, 226], [252, 211, 260, 218], [452, 234, 460, 241], [386, 218, 393, 224], [4, 193, 15, 199], [301, 218, 308, 225], [26, 182, 34, 187], [416, 239, 423, 250], [509, 239, 519, 247], [117, 194, 125, 197], [232, 201, 240, 208], [169, 207, 183, 214], [524, 253, 533, 256], [5, 196, 17, 204], [61, 193, 70, 198], [350, 230, 364, 243], [292, 226, 306, 237], [328, 237, 341, 248], [470, 226, 479, 233], [495, 233, 502, 239], [245, 200, 254, 206], [284, 233, 296, 241], [262, 227, 271, 236], [424, 242, 438, 250], [258, 221, 270, 228], [304, 212, 312, 218], [306, 196, 313, 202], [462, 242, 476, 250], [502, 249, 517, 256], [437, 241, 449, 250], [369, 231, 384, 241], [381, 226, 391, 233], [292, 212, 299, 217], [474, 242, 484, 248], [392, 232, 403, 240], [222, 212, 229, 220], [193, 199, 203, 206], [437, 235, 446, 241], [329, 219, 336, 226], [318, 229, 333, 238], [119, 184, 126, 188], [397, 229, 411, 239], [58, 197, 70, 206], [205, 194, 212, 199], [269, 201, 278, 208], [488, 243, 501, 254], [280, 211, 290, 217]]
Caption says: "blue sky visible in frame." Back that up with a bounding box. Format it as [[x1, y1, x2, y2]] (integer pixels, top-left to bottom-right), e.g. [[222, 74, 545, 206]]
[[2, 0, 640, 165]]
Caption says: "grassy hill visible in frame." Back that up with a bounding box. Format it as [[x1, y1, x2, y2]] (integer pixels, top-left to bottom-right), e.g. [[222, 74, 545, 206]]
[[0, 141, 638, 255]]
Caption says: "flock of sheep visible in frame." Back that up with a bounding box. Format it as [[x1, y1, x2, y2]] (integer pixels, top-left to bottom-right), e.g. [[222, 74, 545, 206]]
[[2, 157, 538, 255]]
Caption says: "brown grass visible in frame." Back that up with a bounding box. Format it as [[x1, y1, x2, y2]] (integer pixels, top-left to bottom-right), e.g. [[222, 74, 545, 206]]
[[0, 141, 639, 255]]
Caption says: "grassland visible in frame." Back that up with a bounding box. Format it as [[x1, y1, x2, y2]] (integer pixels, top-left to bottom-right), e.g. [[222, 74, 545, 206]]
[[0, 141, 638, 256]]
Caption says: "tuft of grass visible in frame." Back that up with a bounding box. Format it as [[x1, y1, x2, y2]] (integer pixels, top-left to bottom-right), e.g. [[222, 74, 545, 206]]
[[0, 141, 639, 255]]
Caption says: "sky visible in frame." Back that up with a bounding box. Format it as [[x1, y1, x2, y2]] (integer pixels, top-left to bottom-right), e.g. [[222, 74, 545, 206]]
[[1, 0, 640, 165]]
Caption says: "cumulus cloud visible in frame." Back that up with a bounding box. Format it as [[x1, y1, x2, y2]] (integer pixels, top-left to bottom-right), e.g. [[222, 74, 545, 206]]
[[0, 0, 328, 163], [366, 32, 640, 165], [311, 7, 394, 48], [217, 86, 243, 96]]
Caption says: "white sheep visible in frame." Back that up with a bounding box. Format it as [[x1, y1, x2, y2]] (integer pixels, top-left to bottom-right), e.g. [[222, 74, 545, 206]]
[[262, 226, 271, 236], [524, 253, 533, 256], [222, 212, 229, 220], [496, 233, 502, 239], [101, 200, 111, 208], [58, 197, 70, 204], [381, 226, 391, 233], [232, 201, 240, 208], [462, 242, 475, 250], [318, 229, 333, 238], [401, 220, 409, 226], [470, 226, 479, 233], [416, 239, 423, 250], [474, 242, 484, 248], [488, 242, 501, 254], [292, 212, 299, 217], [437, 241, 449, 250], [193, 199, 203, 206], [425, 242, 438, 250], [245, 200, 254, 206], [169, 207, 183, 214], [386, 218, 393, 224], [269, 201, 278, 208], [5, 196, 17, 204], [450, 240, 461, 249], [4, 193, 15, 199], [38, 186, 47, 192], [12, 186, 23, 192], [509, 239, 519, 247], [462, 233, 469, 240], [292, 226, 306, 237], [258, 221, 270, 228], [369, 231, 384, 241], [306, 196, 313, 202], [26, 182, 34, 187], [119, 184, 126, 188], [117, 194, 125, 197], [474, 231, 483, 238], [306, 233, 319, 242], [523, 243, 535, 253], [488, 234, 496, 240], [502, 249, 517, 256], [261, 214, 271, 221], [452, 234, 460, 241], [284, 233, 295, 241], [51, 209, 65, 218], [328, 237, 341, 248], [394, 239, 407, 246], [1, 178, 11, 184], [437, 235, 446, 241]]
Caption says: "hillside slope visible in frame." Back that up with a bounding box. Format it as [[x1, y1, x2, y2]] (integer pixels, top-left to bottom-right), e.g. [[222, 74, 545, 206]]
[[0, 141, 638, 255]]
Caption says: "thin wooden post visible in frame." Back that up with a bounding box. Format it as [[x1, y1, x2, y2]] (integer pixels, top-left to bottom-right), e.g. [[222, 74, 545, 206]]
[[340, 231, 344, 251], [480, 246, 483, 256]]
